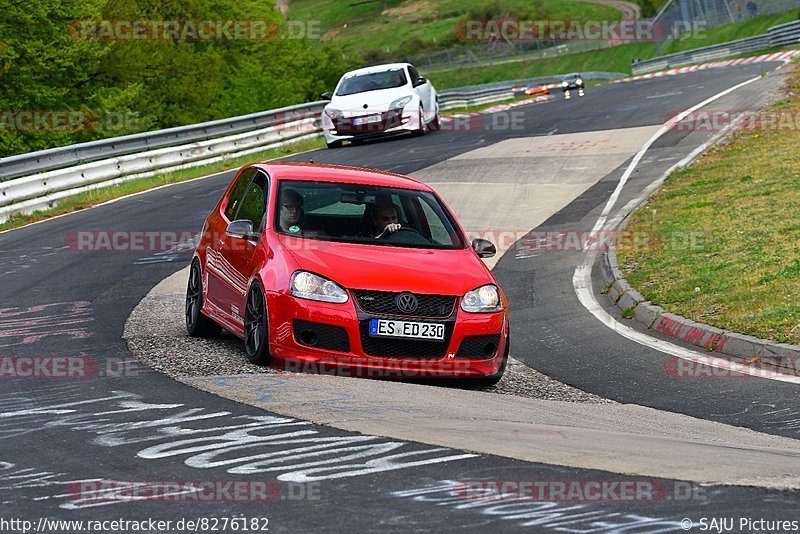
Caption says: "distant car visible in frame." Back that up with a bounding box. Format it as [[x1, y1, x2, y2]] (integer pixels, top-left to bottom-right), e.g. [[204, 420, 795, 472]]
[[186, 163, 509, 385], [525, 84, 550, 96], [561, 73, 585, 99], [320, 63, 440, 149]]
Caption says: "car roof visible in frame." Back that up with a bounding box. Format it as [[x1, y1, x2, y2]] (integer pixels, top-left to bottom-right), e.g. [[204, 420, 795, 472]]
[[563, 73, 581, 78], [253, 162, 431, 191], [341, 63, 411, 77]]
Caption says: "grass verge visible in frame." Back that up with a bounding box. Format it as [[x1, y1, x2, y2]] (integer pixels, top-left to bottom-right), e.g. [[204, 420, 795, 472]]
[[617, 61, 800, 345], [0, 137, 325, 233], [427, 12, 798, 90]]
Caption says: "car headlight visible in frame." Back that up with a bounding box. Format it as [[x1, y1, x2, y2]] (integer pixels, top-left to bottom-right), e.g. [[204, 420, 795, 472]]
[[461, 284, 502, 313], [290, 271, 348, 303], [324, 108, 344, 120], [576, 78, 583, 86], [561, 81, 569, 87], [389, 95, 413, 111]]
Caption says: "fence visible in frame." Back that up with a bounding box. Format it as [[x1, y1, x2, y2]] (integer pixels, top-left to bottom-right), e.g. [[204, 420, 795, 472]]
[[652, 0, 800, 46], [401, 0, 800, 73], [632, 18, 800, 73], [405, 39, 614, 73]]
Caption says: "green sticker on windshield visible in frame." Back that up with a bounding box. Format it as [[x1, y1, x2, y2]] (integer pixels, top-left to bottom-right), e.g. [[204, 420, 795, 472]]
[[289, 225, 300, 233]]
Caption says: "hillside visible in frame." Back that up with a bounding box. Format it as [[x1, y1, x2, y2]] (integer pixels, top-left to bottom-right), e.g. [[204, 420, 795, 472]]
[[287, 0, 624, 62]]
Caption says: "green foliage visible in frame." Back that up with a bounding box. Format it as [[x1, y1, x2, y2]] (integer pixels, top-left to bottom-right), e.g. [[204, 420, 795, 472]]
[[0, 0, 356, 157]]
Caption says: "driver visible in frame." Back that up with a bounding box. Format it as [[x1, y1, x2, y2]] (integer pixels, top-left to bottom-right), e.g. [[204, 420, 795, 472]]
[[370, 201, 402, 239]]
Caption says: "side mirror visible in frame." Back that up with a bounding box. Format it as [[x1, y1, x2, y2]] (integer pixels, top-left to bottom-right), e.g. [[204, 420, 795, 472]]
[[320, 92, 332, 100], [413, 76, 427, 87], [472, 238, 496, 258], [226, 220, 259, 242]]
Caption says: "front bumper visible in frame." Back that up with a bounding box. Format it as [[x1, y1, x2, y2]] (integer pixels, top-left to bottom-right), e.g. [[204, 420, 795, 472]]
[[322, 108, 422, 143], [266, 291, 508, 378]]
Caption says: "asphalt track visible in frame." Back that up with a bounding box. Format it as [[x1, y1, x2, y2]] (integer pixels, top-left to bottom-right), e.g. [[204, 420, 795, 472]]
[[1, 62, 799, 531]]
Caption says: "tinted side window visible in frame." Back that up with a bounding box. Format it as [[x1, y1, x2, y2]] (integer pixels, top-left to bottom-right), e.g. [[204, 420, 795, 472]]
[[408, 65, 420, 82], [236, 171, 268, 228], [224, 168, 256, 220]]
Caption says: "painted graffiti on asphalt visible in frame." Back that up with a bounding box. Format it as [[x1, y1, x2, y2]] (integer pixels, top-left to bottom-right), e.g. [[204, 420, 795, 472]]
[[0, 388, 476, 509], [391, 479, 682, 533], [0, 301, 92, 348]]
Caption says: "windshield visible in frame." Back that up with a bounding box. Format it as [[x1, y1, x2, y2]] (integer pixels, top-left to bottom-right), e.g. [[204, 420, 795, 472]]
[[275, 180, 464, 250], [335, 69, 408, 96]]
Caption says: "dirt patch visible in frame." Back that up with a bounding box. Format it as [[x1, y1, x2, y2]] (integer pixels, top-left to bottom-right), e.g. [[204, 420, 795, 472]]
[[383, 0, 433, 18], [321, 26, 342, 41]]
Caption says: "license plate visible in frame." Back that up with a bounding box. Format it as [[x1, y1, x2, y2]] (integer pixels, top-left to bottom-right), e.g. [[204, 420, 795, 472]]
[[369, 319, 445, 341], [352, 114, 382, 125]]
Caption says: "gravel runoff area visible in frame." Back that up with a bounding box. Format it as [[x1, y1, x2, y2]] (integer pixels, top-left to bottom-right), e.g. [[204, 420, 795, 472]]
[[124, 267, 612, 404]]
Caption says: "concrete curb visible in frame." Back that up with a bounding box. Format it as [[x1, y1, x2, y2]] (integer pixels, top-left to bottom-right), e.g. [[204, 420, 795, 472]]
[[601, 217, 800, 375]]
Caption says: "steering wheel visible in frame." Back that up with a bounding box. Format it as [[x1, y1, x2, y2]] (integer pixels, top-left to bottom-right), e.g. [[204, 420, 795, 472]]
[[381, 226, 431, 245]]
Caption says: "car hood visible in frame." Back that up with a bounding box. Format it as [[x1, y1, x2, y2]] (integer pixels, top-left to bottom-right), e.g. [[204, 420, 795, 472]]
[[278, 235, 493, 296], [329, 88, 413, 114]]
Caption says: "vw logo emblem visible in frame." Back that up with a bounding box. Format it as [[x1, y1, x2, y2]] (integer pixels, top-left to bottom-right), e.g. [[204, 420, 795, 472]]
[[395, 292, 418, 313]]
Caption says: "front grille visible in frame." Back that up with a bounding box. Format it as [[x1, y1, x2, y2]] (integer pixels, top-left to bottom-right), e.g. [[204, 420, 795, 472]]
[[293, 320, 350, 353], [359, 320, 452, 359], [456, 334, 501, 360], [353, 290, 456, 318]]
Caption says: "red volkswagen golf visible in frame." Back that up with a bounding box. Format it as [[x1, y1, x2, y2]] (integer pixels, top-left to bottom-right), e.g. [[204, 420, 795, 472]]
[[186, 162, 509, 385]]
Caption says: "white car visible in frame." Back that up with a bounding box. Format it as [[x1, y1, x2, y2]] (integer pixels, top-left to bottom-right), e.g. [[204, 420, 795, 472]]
[[321, 63, 440, 149]]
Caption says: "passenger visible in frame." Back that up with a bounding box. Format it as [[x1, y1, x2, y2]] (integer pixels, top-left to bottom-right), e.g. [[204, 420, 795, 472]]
[[279, 189, 304, 234]]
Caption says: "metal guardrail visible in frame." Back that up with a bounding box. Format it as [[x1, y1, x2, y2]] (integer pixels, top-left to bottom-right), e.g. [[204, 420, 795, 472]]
[[632, 19, 800, 74], [0, 115, 323, 222], [0, 102, 326, 183], [769, 19, 800, 46], [438, 72, 626, 110]]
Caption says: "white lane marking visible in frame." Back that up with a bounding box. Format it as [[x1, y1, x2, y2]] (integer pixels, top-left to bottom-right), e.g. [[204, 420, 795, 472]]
[[585, 73, 762, 239], [646, 91, 683, 99], [573, 72, 800, 384]]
